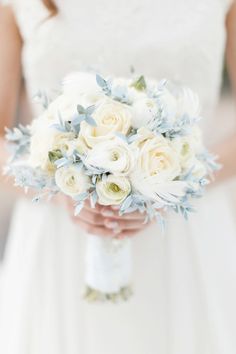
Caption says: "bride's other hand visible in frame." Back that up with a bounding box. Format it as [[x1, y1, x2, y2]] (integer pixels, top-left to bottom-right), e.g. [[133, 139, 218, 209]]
[[66, 198, 149, 238]]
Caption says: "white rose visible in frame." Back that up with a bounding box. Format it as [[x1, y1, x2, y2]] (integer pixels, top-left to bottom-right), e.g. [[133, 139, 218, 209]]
[[131, 126, 156, 143], [55, 165, 90, 197], [130, 129, 186, 201], [132, 128, 181, 182], [132, 98, 158, 129], [79, 98, 132, 147], [85, 138, 136, 176], [96, 175, 131, 206], [158, 84, 200, 122]]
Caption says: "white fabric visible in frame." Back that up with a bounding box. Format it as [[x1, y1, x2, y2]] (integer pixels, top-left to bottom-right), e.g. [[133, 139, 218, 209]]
[[1, 1, 236, 353]]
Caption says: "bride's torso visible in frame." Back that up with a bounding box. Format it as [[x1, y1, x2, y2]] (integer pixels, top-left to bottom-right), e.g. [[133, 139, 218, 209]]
[[11, 0, 232, 120]]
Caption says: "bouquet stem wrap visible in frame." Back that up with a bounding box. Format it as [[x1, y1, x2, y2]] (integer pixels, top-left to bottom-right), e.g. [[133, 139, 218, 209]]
[[84, 234, 133, 302]]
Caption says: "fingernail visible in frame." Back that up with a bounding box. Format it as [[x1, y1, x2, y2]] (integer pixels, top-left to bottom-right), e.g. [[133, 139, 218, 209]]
[[111, 205, 120, 210], [113, 228, 122, 235], [105, 221, 119, 229], [102, 210, 115, 217]]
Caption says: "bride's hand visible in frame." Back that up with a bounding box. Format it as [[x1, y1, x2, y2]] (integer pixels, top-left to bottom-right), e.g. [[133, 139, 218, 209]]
[[66, 199, 149, 239]]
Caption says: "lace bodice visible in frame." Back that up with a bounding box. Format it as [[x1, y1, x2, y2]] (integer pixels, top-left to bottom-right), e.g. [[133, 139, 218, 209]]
[[3, 0, 234, 118]]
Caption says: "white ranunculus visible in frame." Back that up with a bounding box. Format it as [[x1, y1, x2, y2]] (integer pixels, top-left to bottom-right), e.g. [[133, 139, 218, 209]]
[[79, 98, 132, 147], [46, 93, 96, 123], [171, 137, 195, 171], [55, 165, 90, 197], [29, 115, 76, 172], [127, 78, 158, 104], [66, 136, 89, 156], [85, 138, 136, 176], [52, 132, 76, 152], [158, 84, 200, 122], [130, 128, 186, 202], [132, 98, 158, 129], [127, 86, 146, 103], [29, 118, 56, 171], [96, 175, 131, 206], [171, 126, 204, 175]]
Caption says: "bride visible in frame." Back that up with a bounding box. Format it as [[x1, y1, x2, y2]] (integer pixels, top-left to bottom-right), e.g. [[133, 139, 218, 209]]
[[0, 0, 236, 353]]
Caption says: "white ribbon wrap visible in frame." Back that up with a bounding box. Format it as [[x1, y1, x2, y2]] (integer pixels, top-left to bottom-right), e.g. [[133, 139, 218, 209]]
[[85, 234, 132, 294]]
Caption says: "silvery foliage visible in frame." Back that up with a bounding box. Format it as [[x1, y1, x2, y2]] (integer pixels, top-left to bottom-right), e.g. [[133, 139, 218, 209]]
[[33, 90, 60, 110], [147, 80, 200, 139], [96, 74, 112, 96], [5, 164, 58, 203], [5, 73, 220, 224], [5, 125, 31, 161], [96, 74, 132, 105], [33, 90, 51, 110], [51, 111, 77, 133], [51, 105, 97, 135], [75, 105, 97, 127], [118, 193, 166, 227], [197, 150, 221, 174], [5, 119, 59, 202]]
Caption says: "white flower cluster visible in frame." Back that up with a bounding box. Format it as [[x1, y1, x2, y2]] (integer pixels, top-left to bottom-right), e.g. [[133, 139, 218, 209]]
[[24, 71, 214, 216], [6, 71, 219, 302]]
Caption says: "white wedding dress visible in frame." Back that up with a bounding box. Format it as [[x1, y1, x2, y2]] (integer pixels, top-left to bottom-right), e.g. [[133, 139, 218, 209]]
[[1, 0, 236, 353]]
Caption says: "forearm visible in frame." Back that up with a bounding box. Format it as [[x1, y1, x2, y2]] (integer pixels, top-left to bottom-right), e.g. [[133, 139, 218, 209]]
[[0, 6, 24, 196], [214, 4, 236, 185]]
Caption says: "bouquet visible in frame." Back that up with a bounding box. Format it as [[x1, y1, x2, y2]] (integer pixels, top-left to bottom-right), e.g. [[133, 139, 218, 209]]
[[4, 72, 219, 302]]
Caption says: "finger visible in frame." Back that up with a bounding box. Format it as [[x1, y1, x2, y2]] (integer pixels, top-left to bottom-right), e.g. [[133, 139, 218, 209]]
[[104, 218, 148, 231], [83, 202, 104, 214], [75, 219, 120, 237], [66, 198, 102, 216], [71, 208, 105, 226], [101, 208, 146, 220], [84, 199, 104, 211], [115, 228, 144, 239]]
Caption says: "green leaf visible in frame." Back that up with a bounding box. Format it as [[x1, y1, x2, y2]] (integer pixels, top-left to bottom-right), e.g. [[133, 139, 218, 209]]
[[131, 75, 147, 91], [48, 149, 63, 163]]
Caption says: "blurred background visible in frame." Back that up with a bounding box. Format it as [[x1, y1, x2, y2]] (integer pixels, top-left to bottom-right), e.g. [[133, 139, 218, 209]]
[[0, 66, 236, 262]]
